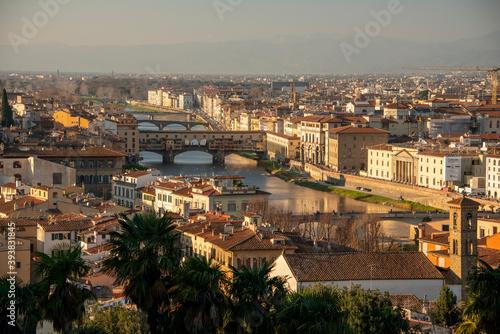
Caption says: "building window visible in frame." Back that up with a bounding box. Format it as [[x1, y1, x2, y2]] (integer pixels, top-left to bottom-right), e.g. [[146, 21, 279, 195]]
[[442, 224, 449, 232], [466, 213, 473, 229], [453, 212, 457, 230], [13, 161, 22, 168]]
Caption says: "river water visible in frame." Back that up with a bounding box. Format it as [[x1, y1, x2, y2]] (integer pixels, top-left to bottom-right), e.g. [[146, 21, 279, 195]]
[[134, 112, 415, 236]]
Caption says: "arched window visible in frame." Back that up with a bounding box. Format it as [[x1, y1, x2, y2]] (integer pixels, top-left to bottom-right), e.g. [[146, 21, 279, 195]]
[[53, 192, 58, 199], [13, 161, 22, 168], [453, 212, 457, 230], [466, 213, 472, 229]]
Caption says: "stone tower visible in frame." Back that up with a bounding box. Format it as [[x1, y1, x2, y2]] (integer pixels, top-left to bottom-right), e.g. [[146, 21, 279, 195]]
[[448, 197, 479, 299]]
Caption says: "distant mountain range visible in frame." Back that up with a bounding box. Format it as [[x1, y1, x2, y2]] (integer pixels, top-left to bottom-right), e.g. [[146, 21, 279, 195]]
[[1, 31, 499, 74]]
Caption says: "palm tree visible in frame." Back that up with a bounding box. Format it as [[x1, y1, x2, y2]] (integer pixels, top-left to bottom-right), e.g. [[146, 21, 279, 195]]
[[169, 257, 228, 334], [34, 244, 95, 334], [274, 284, 346, 334], [103, 211, 181, 334], [226, 261, 288, 333], [0, 276, 41, 333], [457, 260, 500, 334]]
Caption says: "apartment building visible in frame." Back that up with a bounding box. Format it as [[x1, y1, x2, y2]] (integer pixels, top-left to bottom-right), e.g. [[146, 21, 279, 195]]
[[486, 153, 500, 199], [266, 132, 300, 161], [116, 117, 139, 156], [417, 152, 484, 190], [176, 214, 297, 272], [112, 169, 161, 208], [326, 126, 389, 172], [154, 176, 270, 218]]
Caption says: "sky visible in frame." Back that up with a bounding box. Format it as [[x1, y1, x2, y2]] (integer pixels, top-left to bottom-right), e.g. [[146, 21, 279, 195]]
[[1, 0, 499, 47]]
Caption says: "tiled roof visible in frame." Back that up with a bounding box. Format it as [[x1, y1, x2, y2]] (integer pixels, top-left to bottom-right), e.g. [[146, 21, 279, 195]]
[[5, 147, 127, 158], [0, 196, 46, 214], [39, 219, 94, 232], [282, 252, 444, 282], [388, 294, 427, 312], [419, 233, 449, 246], [1, 182, 17, 189], [266, 132, 299, 140], [478, 247, 500, 268], [122, 171, 151, 178], [0, 218, 43, 227], [228, 231, 297, 251], [447, 197, 480, 207], [327, 125, 390, 134]]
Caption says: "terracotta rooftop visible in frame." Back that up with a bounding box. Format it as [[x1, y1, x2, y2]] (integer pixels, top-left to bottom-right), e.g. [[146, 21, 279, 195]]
[[1, 182, 17, 189], [327, 125, 390, 134], [122, 171, 151, 178], [282, 252, 444, 282], [0, 196, 46, 215], [0, 218, 43, 227], [38, 219, 94, 232], [447, 197, 480, 207]]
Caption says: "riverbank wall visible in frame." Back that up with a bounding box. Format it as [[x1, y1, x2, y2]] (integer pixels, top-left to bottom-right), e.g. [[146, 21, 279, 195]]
[[298, 162, 467, 211]]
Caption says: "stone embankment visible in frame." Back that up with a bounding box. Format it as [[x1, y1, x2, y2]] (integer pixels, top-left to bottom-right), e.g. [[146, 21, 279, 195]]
[[290, 161, 500, 212]]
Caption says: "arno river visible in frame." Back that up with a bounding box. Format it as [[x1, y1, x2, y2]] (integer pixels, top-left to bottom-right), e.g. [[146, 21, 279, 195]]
[[139, 151, 390, 215], [136, 115, 414, 237]]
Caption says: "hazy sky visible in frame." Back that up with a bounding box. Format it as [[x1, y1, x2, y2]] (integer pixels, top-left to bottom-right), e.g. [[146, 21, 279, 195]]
[[0, 0, 499, 47]]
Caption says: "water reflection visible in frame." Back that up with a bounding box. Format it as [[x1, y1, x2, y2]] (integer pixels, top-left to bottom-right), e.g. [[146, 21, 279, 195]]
[[140, 151, 390, 214]]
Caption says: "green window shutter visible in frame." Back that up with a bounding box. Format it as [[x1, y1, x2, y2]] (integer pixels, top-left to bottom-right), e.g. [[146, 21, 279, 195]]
[[59, 233, 63, 240], [52, 233, 55, 240]]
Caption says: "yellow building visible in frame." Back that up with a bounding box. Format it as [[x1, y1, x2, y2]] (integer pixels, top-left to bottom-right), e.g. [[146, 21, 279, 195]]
[[0, 234, 32, 284], [53, 110, 91, 129]]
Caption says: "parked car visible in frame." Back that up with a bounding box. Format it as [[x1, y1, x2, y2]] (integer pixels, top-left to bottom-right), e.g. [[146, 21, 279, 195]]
[[364, 188, 372, 192], [356, 186, 363, 190]]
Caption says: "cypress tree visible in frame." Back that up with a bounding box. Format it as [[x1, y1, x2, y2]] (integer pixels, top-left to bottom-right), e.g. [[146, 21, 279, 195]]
[[1, 88, 14, 127]]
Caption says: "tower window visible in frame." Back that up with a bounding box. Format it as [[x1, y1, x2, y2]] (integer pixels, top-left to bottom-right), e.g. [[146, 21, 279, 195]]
[[466, 213, 473, 229], [453, 212, 457, 230]]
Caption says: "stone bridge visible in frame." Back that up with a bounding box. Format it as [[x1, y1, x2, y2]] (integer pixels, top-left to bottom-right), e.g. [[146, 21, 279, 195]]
[[134, 114, 210, 130], [139, 130, 266, 163]]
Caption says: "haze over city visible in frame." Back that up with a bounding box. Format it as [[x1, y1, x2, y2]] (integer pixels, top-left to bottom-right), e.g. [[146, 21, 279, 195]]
[[1, 0, 499, 73]]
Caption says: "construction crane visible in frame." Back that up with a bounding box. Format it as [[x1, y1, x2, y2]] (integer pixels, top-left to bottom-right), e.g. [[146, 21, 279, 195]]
[[402, 66, 499, 105]]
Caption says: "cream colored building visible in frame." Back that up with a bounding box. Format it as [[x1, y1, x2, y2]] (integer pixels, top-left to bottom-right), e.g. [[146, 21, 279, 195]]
[[366, 144, 393, 180], [418, 152, 484, 190], [486, 154, 500, 199], [367, 145, 419, 183], [266, 132, 300, 161]]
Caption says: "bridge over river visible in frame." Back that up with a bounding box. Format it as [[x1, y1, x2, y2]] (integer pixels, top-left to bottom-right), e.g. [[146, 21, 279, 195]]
[[139, 130, 266, 163]]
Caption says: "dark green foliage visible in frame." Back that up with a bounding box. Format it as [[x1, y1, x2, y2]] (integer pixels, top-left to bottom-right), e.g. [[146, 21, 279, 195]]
[[121, 163, 147, 173], [418, 90, 430, 100], [457, 260, 500, 334], [274, 284, 346, 334], [103, 211, 181, 334], [227, 261, 288, 333], [1, 88, 14, 127], [431, 285, 461, 327], [78, 306, 149, 334], [34, 245, 95, 334], [169, 257, 228, 334], [341, 285, 409, 334]]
